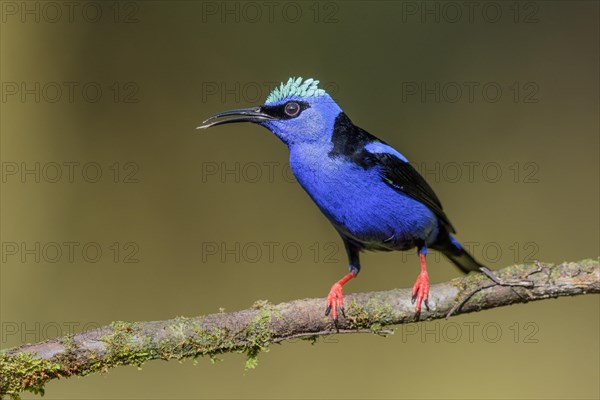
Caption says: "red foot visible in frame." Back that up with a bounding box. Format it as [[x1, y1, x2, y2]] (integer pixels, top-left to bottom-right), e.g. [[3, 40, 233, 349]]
[[411, 254, 430, 312], [325, 272, 355, 321], [326, 282, 344, 320]]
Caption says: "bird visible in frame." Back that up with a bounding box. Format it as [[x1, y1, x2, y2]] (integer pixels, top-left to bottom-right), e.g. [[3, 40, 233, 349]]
[[198, 77, 495, 321]]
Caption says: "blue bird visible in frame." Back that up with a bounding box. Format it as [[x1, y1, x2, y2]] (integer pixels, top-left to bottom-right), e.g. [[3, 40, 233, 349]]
[[199, 77, 494, 320]]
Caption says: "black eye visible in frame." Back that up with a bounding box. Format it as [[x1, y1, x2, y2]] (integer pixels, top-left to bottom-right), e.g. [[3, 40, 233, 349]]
[[284, 102, 300, 117]]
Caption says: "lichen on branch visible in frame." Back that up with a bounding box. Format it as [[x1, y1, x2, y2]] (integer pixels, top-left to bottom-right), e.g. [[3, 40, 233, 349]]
[[1, 259, 598, 398]]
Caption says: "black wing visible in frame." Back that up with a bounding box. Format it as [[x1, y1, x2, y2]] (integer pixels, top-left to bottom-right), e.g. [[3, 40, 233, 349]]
[[328, 112, 455, 233], [369, 152, 456, 233]]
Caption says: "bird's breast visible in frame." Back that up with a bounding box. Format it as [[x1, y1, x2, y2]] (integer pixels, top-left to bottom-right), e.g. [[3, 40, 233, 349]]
[[289, 145, 438, 249]]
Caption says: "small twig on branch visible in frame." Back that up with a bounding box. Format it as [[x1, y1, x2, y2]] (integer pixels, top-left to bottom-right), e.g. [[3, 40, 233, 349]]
[[1, 259, 598, 398]]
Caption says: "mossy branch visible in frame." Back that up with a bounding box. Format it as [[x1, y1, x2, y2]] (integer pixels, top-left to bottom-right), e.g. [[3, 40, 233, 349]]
[[1, 259, 599, 398]]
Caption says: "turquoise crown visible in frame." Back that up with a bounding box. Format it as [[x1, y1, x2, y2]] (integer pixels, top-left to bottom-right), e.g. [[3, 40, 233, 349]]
[[265, 77, 326, 104]]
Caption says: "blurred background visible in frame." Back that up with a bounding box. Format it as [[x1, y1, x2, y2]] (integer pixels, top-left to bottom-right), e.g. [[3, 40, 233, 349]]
[[1, 1, 598, 398]]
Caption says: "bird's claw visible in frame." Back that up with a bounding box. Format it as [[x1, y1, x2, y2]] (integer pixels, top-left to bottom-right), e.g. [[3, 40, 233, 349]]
[[325, 282, 345, 322], [411, 271, 430, 312]]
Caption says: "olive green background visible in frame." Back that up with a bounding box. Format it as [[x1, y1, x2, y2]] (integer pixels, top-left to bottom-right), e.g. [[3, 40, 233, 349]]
[[1, 1, 598, 399]]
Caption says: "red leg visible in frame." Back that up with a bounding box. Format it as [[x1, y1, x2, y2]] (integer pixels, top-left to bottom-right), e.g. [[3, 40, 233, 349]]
[[411, 253, 430, 312], [325, 272, 356, 321]]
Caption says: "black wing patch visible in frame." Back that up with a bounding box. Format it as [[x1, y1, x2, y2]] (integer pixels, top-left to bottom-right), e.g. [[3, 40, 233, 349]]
[[328, 112, 455, 233], [369, 152, 456, 233]]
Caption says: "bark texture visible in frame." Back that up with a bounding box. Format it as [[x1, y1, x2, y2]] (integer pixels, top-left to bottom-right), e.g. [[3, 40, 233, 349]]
[[1, 259, 598, 398]]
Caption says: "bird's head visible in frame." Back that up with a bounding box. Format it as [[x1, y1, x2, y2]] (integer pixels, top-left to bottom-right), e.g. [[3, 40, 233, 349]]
[[198, 77, 342, 145]]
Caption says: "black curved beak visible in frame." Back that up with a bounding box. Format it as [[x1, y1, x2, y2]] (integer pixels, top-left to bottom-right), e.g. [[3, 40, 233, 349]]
[[196, 107, 275, 129]]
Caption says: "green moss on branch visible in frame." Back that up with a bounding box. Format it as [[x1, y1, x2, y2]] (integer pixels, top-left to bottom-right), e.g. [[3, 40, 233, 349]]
[[1, 258, 598, 398]]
